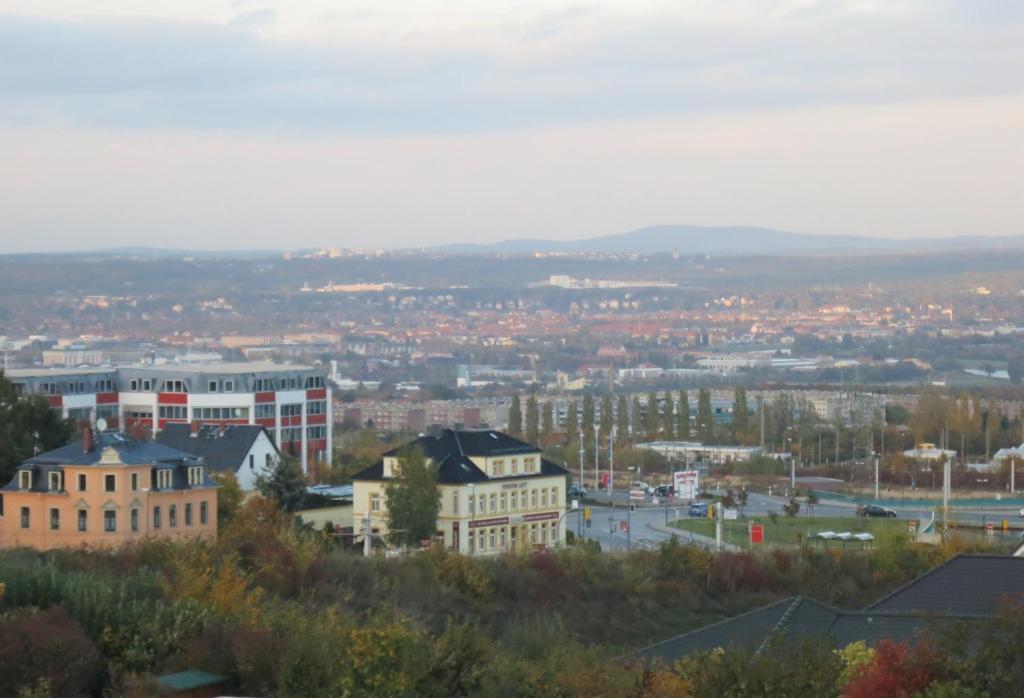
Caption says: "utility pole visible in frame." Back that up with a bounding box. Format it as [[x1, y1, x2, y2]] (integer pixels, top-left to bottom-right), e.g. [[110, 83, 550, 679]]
[[715, 504, 723, 551], [609, 426, 615, 499], [874, 455, 880, 500], [363, 516, 372, 557], [594, 428, 599, 493], [759, 397, 765, 451], [579, 429, 584, 492]]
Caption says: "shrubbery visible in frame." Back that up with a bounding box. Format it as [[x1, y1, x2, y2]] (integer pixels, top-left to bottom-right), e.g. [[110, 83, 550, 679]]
[[0, 494, 1006, 696]]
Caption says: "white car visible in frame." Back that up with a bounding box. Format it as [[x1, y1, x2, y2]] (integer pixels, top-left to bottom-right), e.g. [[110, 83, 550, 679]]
[[629, 480, 653, 495]]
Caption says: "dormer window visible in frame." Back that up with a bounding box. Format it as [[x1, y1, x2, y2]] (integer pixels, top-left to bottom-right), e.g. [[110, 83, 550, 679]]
[[188, 466, 205, 486], [48, 471, 62, 491], [19, 470, 32, 490], [157, 469, 173, 489]]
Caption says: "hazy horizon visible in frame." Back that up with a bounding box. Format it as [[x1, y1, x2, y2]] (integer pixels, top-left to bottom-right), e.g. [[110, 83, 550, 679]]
[[0, 1, 1021, 253]]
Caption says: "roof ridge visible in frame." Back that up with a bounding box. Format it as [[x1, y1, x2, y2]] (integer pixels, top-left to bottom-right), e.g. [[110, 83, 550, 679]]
[[756, 596, 804, 656], [630, 596, 799, 659]]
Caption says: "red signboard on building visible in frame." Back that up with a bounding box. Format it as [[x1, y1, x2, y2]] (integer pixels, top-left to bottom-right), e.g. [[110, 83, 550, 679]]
[[750, 523, 764, 545]]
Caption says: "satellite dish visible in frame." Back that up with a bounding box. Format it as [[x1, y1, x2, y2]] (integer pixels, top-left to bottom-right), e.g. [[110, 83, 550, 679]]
[[96, 418, 108, 433]]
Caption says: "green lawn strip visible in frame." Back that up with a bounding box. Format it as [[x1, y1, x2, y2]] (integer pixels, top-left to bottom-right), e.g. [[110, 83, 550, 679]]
[[669, 516, 909, 549]]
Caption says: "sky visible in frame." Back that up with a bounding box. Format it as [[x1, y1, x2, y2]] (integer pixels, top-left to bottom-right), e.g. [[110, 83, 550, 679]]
[[0, 0, 1022, 252]]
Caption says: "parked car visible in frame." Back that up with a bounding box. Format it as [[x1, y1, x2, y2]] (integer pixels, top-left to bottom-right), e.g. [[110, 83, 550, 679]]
[[861, 504, 897, 518], [688, 501, 709, 517], [654, 484, 674, 498], [568, 484, 588, 499]]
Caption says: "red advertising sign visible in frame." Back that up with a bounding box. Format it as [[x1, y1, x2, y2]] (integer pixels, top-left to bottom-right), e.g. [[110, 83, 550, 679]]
[[750, 523, 764, 545]]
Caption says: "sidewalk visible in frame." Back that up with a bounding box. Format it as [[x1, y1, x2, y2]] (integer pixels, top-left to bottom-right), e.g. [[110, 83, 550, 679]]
[[645, 519, 740, 552]]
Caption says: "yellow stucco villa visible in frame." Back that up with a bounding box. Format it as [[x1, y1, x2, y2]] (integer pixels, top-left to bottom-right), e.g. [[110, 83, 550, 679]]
[[0, 429, 217, 550], [352, 429, 569, 555]]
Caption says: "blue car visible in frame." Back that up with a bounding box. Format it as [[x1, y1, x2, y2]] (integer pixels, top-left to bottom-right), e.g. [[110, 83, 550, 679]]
[[688, 502, 708, 518]]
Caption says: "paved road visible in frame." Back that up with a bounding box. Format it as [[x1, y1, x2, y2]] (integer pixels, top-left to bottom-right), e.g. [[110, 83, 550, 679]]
[[570, 488, 1024, 551]]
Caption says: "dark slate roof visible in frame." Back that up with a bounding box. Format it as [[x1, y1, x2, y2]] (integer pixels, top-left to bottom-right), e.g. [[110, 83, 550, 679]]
[[353, 429, 568, 485], [3, 432, 217, 493], [632, 555, 1023, 664], [382, 429, 541, 459], [866, 555, 1024, 615], [22, 432, 198, 467], [155, 423, 277, 473], [630, 595, 987, 664], [156, 670, 227, 692], [632, 597, 804, 661]]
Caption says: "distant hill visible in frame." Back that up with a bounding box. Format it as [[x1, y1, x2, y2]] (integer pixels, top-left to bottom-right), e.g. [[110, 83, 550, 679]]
[[436, 225, 1024, 256]]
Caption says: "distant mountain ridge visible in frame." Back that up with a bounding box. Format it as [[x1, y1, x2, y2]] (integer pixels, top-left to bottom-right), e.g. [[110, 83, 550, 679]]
[[436, 225, 1024, 256]]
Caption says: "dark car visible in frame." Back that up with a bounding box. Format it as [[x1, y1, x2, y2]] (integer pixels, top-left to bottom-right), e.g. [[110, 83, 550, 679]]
[[654, 484, 674, 498], [861, 504, 897, 518]]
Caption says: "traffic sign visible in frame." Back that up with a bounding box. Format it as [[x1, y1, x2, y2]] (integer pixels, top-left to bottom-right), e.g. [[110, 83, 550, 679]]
[[629, 489, 646, 501], [619, 520, 629, 532], [986, 522, 994, 536]]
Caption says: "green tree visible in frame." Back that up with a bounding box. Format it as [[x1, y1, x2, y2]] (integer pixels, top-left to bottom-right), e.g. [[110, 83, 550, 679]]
[[662, 391, 675, 440], [384, 447, 441, 547], [507, 396, 522, 436], [645, 392, 660, 438], [541, 401, 554, 440], [0, 371, 73, 486], [525, 393, 539, 444], [214, 471, 243, 527], [256, 455, 306, 513], [697, 388, 714, 442], [599, 394, 613, 441], [678, 390, 691, 439], [733, 386, 749, 438], [565, 400, 578, 445], [582, 394, 596, 465], [616, 395, 629, 442], [1009, 354, 1024, 385]]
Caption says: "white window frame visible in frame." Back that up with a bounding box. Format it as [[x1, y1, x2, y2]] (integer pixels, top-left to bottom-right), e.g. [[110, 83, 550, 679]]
[[158, 469, 173, 489], [19, 470, 31, 490], [48, 471, 62, 491]]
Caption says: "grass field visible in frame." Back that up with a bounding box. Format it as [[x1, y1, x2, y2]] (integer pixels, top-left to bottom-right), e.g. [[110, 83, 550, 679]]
[[670, 515, 911, 550]]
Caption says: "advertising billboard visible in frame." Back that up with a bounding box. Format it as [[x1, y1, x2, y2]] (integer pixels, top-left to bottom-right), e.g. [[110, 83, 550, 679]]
[[673, 469, 699, 500]]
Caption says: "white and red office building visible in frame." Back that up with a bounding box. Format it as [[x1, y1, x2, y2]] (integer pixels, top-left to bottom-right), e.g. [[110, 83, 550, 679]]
[[6, 362, 331, 477]]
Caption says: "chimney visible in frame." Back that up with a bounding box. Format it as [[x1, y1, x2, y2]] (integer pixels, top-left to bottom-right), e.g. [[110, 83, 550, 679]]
[[82, 426, 94, 453], [140, 424, 153, 442]]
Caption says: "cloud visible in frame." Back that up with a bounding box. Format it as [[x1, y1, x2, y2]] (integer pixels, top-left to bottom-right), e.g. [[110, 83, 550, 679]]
[[0, 94, 1021, 252], [0, 3, 1019, 134]]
